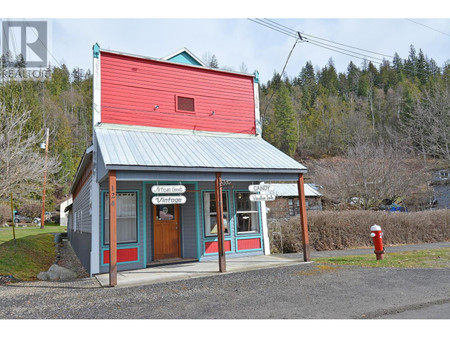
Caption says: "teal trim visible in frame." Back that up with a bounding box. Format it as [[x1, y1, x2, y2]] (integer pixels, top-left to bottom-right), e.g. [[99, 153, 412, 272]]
[[142, 181, 200, 261], [253, 71, 259, 83], [200, 190, 232, 240], [142, 182, 147, 267], [194, 182, 201, 260], [93, 43, 100, 58], [167, 51, 202, 66], [232, 189, 262, 237], [100, 189, 141, 266]]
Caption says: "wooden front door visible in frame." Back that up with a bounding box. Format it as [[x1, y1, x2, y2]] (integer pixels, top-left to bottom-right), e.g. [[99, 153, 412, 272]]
[[153, 204, 180, 260]]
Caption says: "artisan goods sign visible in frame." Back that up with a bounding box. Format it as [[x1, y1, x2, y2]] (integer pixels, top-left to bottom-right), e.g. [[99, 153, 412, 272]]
[[151, 185, 186, 194], [152, 185, 186, 205]]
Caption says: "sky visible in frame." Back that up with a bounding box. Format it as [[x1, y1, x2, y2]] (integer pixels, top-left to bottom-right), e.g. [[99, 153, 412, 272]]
[[1, 1, 450, 84]]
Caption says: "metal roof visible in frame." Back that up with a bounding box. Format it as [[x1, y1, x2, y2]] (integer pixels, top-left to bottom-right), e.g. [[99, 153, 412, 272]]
[[271, 183, 322, 197], [95, 126, 306, 173]]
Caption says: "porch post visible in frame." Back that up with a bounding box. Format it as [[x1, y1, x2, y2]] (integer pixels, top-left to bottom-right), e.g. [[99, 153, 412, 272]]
[[215, 172, 226, 272], [109, 170, 117, 286], [297, 173, 311, 262]]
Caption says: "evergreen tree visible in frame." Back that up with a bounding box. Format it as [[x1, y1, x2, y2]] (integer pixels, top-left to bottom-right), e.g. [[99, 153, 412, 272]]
[[272, 84, 298, 156]]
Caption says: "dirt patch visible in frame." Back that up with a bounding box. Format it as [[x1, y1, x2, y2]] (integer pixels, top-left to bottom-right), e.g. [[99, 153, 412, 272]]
[[55, 241, 89, 279]]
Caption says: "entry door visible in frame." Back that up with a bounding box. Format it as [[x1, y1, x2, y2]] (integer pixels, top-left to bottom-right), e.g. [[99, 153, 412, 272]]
[[153, 204, 180, 260]]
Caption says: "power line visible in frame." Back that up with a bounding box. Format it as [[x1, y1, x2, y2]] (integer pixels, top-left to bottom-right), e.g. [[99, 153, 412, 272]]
[[249, 18, 388, 66], [265, 18, 395, 59], [406, 19, 450, 38]]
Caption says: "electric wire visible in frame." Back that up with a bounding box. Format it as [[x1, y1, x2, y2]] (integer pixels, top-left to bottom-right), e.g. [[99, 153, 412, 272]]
[[406, 18, 450, 38], [264, 18, 395, 59], [249, 18, 390, 65]]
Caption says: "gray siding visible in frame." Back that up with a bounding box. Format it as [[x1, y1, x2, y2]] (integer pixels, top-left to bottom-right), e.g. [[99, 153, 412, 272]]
[[180, 184, 197, 258], [69, 174, 93, 272]]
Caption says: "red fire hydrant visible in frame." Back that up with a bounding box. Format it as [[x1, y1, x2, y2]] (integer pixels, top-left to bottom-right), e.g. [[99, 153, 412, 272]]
[[370, 224, 385, 260]]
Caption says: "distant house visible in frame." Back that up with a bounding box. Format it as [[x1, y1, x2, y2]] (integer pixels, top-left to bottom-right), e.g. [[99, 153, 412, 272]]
[[431, 169, 450, 209], [59, 197, 73, 226], [267, 183, 322, 218], [65, 44, 311, 285]]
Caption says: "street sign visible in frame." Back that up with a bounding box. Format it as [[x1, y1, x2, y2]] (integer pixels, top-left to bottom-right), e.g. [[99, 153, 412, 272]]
[[248, 184, 275, 193], [151, 185, 186, 194], [152, 195, 187, 205], [249, 194, 276, 202]]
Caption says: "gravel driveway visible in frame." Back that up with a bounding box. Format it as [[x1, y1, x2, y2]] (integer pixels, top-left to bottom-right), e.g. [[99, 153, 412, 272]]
[[1, 259, 449, 319]]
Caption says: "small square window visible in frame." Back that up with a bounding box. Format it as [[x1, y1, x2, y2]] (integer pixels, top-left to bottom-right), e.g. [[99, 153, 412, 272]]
[[176, 95, 195, 112]]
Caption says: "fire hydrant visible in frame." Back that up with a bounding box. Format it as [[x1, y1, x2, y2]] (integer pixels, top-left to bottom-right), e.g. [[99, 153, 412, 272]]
[[370, 224, 385, 260]]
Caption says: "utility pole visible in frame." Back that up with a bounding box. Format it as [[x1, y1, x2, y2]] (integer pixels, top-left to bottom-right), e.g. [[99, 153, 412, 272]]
[[10, 192, 16, 245], [40, 128, 49, 229]]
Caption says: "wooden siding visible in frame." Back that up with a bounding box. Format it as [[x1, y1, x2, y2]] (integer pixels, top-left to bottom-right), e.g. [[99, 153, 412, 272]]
[[100, 52, 256, 134], [73, 158, 93, 199]]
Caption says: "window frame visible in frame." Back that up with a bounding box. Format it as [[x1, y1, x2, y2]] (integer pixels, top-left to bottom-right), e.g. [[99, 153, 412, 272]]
[[234, 191, 260, 235], [103, 191, 139, 245], [175, 94, 196, 114], [202, 190, 230, 238]]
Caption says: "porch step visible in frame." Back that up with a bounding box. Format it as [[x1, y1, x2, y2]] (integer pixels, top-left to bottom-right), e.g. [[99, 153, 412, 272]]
[[146, 258, 198, 268]]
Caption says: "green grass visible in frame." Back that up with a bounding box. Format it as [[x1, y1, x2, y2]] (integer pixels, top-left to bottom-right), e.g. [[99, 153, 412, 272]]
[[313, 247, 450, 269], [0, 224, 66, 245], [0, 225, 67, 280]]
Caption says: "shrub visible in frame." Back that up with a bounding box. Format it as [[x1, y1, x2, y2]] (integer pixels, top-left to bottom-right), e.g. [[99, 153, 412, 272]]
[[268, 209, 450, 252], [0, 204, 11, 225]]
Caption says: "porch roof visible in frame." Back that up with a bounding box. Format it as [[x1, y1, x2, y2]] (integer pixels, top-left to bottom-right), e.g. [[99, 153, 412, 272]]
[[95, 125, 307, 174]]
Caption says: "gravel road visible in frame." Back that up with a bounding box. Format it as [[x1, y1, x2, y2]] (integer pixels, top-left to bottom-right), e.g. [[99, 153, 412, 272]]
[[1, 260, 448, 319]]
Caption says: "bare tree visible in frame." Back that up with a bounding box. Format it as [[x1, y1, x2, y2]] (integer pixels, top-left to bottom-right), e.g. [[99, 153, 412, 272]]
[[0, 102, 60, 202], [311, 141, 425, 209]]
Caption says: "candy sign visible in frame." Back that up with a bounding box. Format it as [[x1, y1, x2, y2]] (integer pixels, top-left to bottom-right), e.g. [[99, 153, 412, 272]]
[[248, 184, 275, 193]]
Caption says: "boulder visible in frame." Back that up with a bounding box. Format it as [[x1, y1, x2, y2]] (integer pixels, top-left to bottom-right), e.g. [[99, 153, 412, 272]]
[[47, 264, 77, 280], [37, 264, 77, 281], [37, 272, 49, 281]]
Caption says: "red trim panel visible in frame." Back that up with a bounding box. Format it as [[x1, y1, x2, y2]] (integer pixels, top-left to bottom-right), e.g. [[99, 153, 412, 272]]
[[103, 248, 138, 264], [205, 240, 231, 254], [237, 238, 261, 251]]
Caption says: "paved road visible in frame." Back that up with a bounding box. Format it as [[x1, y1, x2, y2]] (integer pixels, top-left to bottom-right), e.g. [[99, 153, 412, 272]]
[[1, 243, 449, 319]]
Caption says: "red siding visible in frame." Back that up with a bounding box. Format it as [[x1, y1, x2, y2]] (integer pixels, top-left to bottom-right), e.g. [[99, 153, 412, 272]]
[[101, 52, 256, 134], [205, 240, 232, 254], [103, 248, 138, 264], [237, 238, 261, 251]]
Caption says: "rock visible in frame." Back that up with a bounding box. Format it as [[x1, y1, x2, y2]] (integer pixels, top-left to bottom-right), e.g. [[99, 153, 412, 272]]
[[47, 264, 77, 280], [37, 272, 49, 281]]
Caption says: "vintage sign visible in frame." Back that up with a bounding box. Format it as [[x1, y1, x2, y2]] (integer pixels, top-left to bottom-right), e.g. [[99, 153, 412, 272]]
[[151, 185, 186, 194], [152, 195, 187, 205], [249, 194, 276, 202], [248, 184, 275, 193]]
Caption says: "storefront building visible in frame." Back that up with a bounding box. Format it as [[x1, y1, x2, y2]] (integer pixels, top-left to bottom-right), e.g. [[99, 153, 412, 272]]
[[67, 45, 309, 285]]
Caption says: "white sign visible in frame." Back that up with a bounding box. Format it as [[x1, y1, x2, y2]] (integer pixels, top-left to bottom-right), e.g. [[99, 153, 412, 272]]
[[248, 184, 275, 193], [249, 194, 276, 202], [152, 185, 186, 194], [152, 196, 187, 205]]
